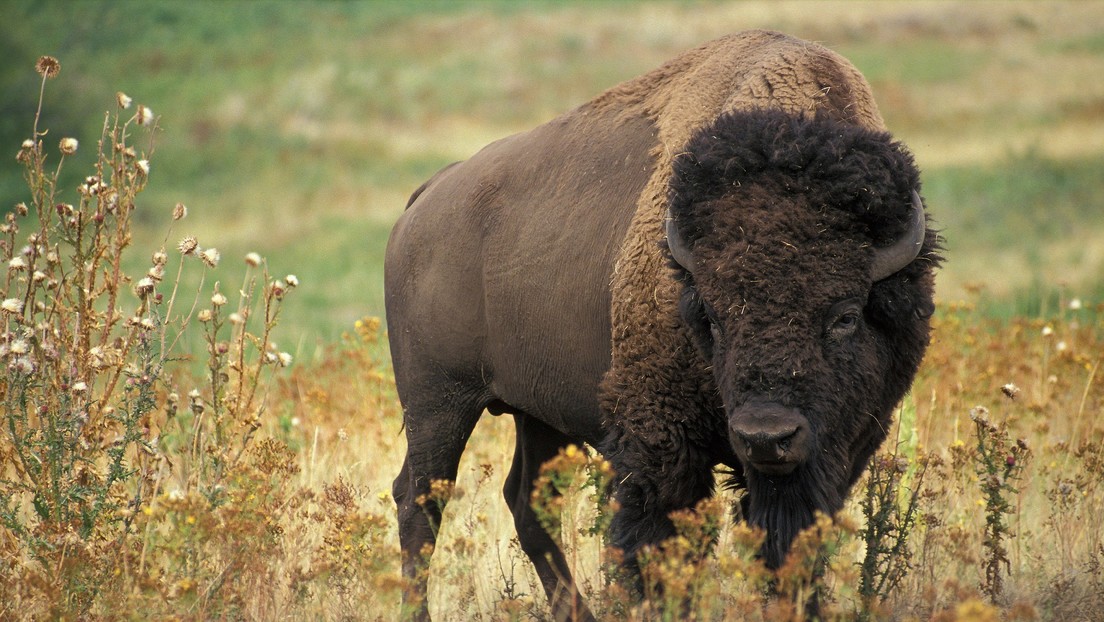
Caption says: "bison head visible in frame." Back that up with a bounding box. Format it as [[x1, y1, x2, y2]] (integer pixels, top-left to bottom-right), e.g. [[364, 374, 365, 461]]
[[665, 109, 939, 568]]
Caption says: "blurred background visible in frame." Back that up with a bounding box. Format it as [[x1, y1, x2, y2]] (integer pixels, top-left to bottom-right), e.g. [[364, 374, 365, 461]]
[[3, 0, 1103, 349]]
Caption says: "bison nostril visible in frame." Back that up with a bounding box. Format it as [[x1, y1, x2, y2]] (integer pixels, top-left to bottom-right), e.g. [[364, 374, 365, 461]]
[[777, 435, 792, 452], [772, 428, 800, 458]]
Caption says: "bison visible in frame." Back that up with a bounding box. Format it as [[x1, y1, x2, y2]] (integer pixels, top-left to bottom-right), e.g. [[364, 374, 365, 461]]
[[385, 30, 939, 621]]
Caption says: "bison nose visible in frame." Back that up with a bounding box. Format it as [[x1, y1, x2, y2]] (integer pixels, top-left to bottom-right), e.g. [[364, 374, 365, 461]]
[[736, 426, 802, 461], [729, 403, 811, 475]]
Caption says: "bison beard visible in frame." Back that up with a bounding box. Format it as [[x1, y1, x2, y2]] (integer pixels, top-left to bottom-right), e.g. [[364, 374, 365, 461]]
[[742, 463, 845, 569]]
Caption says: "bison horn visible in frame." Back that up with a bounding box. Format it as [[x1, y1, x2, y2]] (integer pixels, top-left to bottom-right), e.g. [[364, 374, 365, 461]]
[[870, 190, 926, 282], [665, 210, 696, 272]]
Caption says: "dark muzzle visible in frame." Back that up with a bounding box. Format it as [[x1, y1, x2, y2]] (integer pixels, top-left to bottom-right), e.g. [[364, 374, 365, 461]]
[[729, 400, 811, 476]]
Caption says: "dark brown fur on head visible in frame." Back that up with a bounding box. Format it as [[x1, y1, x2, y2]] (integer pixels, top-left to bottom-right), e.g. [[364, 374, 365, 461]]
[[666, 108, 940, 568]]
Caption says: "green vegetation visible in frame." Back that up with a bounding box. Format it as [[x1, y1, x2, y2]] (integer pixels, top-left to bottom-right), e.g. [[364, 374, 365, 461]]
[[2, 1, 1103, 620], [5, 1, 1102, 341]]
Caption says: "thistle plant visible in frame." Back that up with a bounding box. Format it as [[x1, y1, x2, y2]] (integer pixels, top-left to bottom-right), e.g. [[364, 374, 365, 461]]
[[530, 444, 614, 542], [858, 450, 929, 616], [969, 405, 1030, 602], [0, 56, 296, 619]]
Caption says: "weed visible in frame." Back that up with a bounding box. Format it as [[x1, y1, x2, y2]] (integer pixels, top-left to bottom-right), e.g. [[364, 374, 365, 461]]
[[530, 444, 614, 543], [858, 450, 928, 616], [969, 406, 1031, 602], [0, 56, 298, 620]]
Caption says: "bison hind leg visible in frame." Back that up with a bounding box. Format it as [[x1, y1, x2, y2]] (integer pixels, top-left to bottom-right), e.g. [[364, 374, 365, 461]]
[[504, 413, 595, 622]]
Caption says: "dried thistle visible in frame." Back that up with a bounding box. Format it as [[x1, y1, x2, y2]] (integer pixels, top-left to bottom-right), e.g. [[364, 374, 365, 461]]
[[971, 408, 1031, 601], [135, 277, 156, 298], [178, 236, 198, 255], [35, 55, 60, 78], [136, 104, 155, 126], [199, 247, 220, 268], [58, 137, 79, 155]]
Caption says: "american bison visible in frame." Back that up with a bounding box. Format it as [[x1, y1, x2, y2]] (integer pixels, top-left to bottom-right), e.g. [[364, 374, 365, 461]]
[[385, 30, 940, 621]]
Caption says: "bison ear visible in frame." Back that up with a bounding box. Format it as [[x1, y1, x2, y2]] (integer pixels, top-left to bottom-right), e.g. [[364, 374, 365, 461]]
[[665, 210, 696, 272], [870, 190, 926, 282]]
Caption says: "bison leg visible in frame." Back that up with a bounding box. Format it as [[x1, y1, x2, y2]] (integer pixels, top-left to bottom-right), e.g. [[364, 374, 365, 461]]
[[604, 434, 716, 594], [393, 396, 483, 621], [504, 414, 595, 622]]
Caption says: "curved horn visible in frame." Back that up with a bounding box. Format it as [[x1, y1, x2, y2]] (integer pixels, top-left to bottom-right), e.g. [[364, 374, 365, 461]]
[[665, 210, 696, 272], [871, 190, 926, 282]]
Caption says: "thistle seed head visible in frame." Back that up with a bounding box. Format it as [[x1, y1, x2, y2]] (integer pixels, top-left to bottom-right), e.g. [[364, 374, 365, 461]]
[[35, 56, 60, 79]]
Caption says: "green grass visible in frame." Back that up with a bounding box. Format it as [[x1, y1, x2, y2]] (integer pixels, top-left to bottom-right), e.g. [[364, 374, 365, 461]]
[[924, 151, 1104, 313], [1046, 30, 1104, 54], [841, 41, 985, 86], [3, 0, 1104, 345]]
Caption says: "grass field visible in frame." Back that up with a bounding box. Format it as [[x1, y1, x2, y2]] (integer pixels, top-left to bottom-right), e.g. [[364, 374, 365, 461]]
[[2, 1, 1104, 620]]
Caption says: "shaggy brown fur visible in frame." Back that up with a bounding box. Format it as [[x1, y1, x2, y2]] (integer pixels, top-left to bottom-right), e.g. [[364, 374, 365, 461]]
[[604, 107, 939, 571], [596, 30, 908, 570]]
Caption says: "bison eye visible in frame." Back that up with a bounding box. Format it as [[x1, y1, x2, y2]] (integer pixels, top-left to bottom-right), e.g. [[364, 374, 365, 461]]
[[826, 299, 864, 341]]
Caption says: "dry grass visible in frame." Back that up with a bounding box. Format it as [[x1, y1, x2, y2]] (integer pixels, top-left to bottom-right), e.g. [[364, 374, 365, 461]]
[[258, 296, 1104, 621], [327, 2, 1104, 170]]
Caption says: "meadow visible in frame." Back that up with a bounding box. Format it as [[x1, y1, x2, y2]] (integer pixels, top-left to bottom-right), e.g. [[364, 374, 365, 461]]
[[1, 1, 1103, 620]]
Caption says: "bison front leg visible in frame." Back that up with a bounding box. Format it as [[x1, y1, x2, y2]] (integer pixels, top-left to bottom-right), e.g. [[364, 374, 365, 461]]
[[602, 425, 717, 596]]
